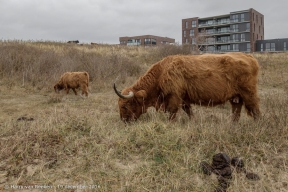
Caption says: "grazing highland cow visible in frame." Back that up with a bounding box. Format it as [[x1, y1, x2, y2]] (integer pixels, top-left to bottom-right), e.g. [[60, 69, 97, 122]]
[[54, 72, 89, 97], [114, 52, 260, 123]]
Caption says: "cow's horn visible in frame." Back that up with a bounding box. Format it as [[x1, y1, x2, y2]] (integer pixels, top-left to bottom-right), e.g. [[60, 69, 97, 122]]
[[113, 83, 134, 99]]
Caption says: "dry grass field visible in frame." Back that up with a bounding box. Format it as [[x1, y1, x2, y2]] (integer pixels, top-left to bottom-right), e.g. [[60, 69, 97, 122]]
[[0, 40, 287, 191]]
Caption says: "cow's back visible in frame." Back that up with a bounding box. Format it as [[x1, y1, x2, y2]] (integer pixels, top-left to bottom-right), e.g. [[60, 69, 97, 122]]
[[61, 72, 89, 87], [158, 53, 259, 105]]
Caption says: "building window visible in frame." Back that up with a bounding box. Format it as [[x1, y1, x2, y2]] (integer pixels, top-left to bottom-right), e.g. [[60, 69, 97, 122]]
[[185, 21, 188, 28], [246, 23, 250, 31], [231, 34, 239, 42], [206, 28, 215, 34], [192, 20, 197, 27], [144, 38, 151, 44], [266, 43, 270, 51], [192, 38, 196, 44], [217, 36, 230, 43], [185, 39, 188, 43], [247, 43, 251, 52], [231, 24, 239, 32], [223, 45, 229, 50], [190, 29, 195, 36], [151, 38, 156, 45], [218, 18, 230, 24], [183, 31, 186, 37], [241, 14, 245, 22], [241, 34, 245, 41], [232, 44, 239, 51], [261, 43, 263, 51], [261, 17, 263, 25], [284, 42, 287, 51], [271, 43, 275, 51], [218, 27, 230, 33], [207, 46, 215, 51], [206, 37, 215, 43], [256, 15, 258, 23], [218, 45, 229, 51], [231, 14, 238, 22], [127, 39, 141, 46], [207, 20, 214, 25]]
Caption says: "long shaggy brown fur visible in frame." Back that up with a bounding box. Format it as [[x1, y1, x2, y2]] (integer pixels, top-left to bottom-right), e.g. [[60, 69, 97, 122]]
[[115, 52, 260, 122], [54, 72, 89, 97]]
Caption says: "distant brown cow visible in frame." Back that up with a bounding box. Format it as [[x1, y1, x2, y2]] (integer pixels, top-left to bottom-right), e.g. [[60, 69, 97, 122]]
[[54, 72, 89, 97], [114, 52, 260, 123]]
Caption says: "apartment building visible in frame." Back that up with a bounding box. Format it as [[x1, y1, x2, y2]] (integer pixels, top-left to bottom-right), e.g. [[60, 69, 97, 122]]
[[256, 38, 288, 52], [182, 8, 264, 53], [119, 35, 175, 46]]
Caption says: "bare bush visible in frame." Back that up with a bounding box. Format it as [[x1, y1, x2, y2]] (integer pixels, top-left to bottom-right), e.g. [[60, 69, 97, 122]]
[[0, 41, 143, 90]]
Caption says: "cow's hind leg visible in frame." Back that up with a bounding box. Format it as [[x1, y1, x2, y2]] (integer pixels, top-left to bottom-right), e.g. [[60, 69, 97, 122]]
[[240, 87, 261, 120], [229, 96, 243, 122], [243, 95, 260, 120], [81, 85, 88, 97], [72, 88, 78, 95]]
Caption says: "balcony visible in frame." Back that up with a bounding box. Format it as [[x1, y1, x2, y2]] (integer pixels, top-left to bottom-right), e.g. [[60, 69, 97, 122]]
[[198, 39, 249, 45], [199, 30, 231, 36], [198, 19, 248, 28], [201, 49, 240, 53], [127, 42, 141, 46], [198, 28, 249, 36]]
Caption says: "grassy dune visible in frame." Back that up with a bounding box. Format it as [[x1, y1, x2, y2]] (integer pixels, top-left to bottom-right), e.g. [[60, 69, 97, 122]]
[[0, 40, 287, 191]]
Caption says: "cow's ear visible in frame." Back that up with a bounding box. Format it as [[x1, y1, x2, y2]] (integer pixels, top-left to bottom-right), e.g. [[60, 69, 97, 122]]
[[135, 90, 147, 103]]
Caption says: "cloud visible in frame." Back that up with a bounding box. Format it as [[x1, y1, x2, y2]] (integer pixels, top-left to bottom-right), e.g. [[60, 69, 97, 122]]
[[0, 0, 287, 43]]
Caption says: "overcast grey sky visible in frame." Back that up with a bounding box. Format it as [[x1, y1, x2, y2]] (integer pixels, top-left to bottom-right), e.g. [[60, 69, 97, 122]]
[[1, 0, 287, 44]]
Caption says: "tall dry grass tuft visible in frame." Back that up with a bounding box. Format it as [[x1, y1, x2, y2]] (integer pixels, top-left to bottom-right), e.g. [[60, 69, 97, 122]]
[[0, 41, 287, 191]]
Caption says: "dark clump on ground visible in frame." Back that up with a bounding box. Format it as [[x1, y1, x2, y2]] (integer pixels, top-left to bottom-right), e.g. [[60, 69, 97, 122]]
[[201, 153, 260, 192], [17, 116, 34, 121]]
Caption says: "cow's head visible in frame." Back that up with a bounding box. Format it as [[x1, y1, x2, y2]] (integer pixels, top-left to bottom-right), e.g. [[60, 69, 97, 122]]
[[113, 83, 147, 123], [54, 83, 64, 93]]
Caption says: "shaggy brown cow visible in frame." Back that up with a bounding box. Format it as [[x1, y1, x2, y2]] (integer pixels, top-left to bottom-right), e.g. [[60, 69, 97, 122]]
[[114, 52, 260, 123], [54, 72, 89, 97]]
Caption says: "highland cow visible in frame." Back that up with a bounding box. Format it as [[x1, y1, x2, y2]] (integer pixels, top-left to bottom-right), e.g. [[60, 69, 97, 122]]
[[54, 72, 89, 97], [114, 52, 260, 123]]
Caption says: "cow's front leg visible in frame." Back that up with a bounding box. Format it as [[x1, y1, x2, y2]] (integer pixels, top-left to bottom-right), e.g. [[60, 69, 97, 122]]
[[182, 103, 192, 119], [165, 95, 182, 121], [182, 96, 192, 118]]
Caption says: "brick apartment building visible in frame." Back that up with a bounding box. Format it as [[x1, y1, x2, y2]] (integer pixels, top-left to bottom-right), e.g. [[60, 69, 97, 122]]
[[119, 35, 175, 46], [182, 8, 264, 53]]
